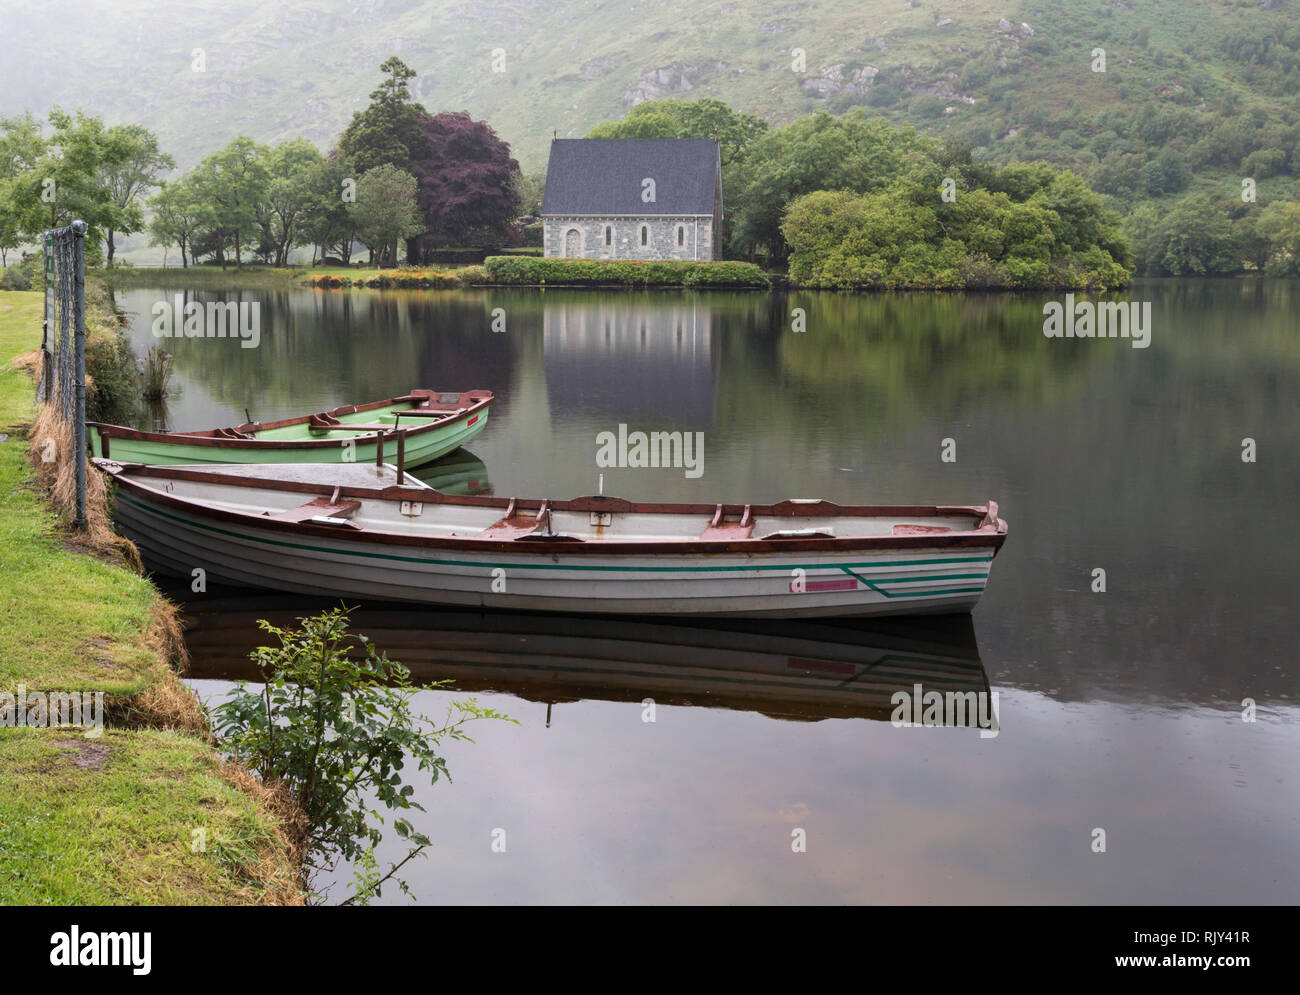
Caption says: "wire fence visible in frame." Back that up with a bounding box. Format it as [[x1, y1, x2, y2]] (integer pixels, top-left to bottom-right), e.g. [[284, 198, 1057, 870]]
[[38, 219, 89, 528]]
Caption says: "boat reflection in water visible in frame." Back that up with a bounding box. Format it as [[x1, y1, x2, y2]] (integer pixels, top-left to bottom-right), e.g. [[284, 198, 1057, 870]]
[[179, 596, 991, 726], [410, 448, 491, 496]]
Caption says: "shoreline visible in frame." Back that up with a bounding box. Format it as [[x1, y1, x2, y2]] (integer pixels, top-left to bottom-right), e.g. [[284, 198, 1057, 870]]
[[0, 288, 305, 905], [101, 263, 1143, 293]]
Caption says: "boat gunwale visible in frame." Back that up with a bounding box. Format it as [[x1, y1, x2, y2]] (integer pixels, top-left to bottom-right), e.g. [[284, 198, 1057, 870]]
[[97, 459, 1009, 558], [87, 390, 493, 451]]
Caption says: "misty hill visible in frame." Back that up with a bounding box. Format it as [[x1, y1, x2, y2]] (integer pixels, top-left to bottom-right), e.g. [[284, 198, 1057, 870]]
[[2, 0, 1297, 185]]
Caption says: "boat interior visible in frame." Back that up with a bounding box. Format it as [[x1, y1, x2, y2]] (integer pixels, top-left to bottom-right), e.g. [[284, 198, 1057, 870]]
[[111, 462, 998, 544], [227, 391, 489, 441]]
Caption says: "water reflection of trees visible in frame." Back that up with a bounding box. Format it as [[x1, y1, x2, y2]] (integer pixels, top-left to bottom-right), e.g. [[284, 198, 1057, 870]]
[[116, 288, 520, 427], [745, 291, 1099, 434], [117, 280, 1300, 710]]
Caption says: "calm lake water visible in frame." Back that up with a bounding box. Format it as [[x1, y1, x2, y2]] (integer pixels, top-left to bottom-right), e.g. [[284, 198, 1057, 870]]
[[117, 280, 1300, 904]]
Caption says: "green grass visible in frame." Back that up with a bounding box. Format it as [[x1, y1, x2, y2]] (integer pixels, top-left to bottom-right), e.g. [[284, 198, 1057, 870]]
[[103, 263, 485, 290], [0, 292, 169, 692], [101, 264, 303, 290], [0, 728, 300, 904], [0, 289, 305, 905]]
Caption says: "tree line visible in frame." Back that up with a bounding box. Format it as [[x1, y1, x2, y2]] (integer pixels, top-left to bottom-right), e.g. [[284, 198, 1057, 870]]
[[0, 57, 522, 269], [588, 96, 1300, 280], [589, 100, 1131, 288], [4, 65, 1296, 281]]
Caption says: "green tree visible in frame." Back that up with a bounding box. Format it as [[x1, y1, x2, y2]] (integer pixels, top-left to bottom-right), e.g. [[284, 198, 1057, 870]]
[[299, 152, 358, 264], [727, 111, 939, 260], [146, 177, 203, 267], [1255, 201, 1300, 276], [36, 110, 122, 259], [97, 123, 174, 264], [253, 139, 323, 265], [512, 171, 546, 217], [781, 162, 1130, 290], [350, 164, 423, 266], [588, 97, 768, 167], [1142, 149, 1191, 198], [0, 113, 47, 263], [338, 57, 430, 176], [188, 137, 271, 266], [1150, 193, 1241, 275]]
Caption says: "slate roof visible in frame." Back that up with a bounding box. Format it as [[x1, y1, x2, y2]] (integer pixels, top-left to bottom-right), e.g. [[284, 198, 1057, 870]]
[[541, 138, 721, 217]]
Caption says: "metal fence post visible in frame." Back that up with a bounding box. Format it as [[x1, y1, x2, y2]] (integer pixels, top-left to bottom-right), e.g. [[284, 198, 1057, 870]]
[[41, 232, 53, 401], [71, 220, 88, 529]]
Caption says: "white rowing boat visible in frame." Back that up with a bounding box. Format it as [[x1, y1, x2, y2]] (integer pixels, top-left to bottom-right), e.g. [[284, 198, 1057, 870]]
[[95, 460, 1008, 618]]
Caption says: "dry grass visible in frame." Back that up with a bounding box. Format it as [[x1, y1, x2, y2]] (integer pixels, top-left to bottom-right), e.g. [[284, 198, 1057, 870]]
[[220, 763, 312, 900], [6, 347, 42, 380], [105, 670, 207, 736], [26, 403, 142, 570]]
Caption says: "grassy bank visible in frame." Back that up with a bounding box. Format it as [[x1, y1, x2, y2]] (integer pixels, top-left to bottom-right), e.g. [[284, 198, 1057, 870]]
[[309, 266, 480, 289], [100, 264, 303, 290], [103, 257, 775, 292], [0, 293, 167, 692], [0, 729, 301, 904], [0, 289, 304, 905]]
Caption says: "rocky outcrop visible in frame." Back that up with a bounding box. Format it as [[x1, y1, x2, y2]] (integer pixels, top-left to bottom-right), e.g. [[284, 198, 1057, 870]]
[[581, 55, 627, 79], [623, 61, 728, 105], [800, 63, 878, 98]]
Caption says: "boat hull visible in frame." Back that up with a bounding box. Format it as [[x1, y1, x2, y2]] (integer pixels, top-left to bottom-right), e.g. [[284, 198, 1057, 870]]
[[112, 485, 999, 618], [88, 390, 491, 468], [89, 410, 487, 468]]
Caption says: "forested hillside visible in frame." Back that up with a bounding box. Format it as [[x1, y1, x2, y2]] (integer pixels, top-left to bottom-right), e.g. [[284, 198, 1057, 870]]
[[2, 0, 1298, 274]]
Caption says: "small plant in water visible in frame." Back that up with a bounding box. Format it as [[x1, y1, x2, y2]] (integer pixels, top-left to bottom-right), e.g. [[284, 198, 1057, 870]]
[[139, 345, 173, 401], [210, 606, 512, 905]]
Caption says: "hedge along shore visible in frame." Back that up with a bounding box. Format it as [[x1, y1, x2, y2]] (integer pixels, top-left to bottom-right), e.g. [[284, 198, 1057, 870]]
[[0, 288, 305, 905], [303, 257, 772, 290]]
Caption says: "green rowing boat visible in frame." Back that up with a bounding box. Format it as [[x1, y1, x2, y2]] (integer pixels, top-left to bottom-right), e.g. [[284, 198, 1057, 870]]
[[88, 389, 492, 467]]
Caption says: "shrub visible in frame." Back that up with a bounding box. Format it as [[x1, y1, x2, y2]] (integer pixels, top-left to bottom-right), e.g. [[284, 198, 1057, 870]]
[[1, 266, 33, 291], [1, 253, 39, 288], [211, 608, 512, 905], [481, 256, 770, 288], [310, 268, 461, 289], [139, 345, 174, 402]]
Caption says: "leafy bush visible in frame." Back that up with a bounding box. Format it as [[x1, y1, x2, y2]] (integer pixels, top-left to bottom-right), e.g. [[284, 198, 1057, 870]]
[[211, 608, 512, 905], [481, 256, 770, 288], [310, 268, 461, 289], [1, 265, 33, 291], [781, 165, 1133, 291], [83, 327, 138, 423]]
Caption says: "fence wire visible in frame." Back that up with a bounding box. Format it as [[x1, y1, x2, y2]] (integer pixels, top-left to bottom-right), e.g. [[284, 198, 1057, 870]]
[[38, 220, 89, 527]]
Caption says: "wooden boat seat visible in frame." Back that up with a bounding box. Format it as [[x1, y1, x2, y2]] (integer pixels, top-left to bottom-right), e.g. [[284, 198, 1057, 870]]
[[700, 504, 754, 540], [311, 423, 398, 434], [267, 496, 362, 524], [216, 427, 256, 440], [477, 515, 544, 540], [758, 528, 836, 540], [476, 499, 583, 540], [391, 407, 462, 419], [477, 498, 545, 539]]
